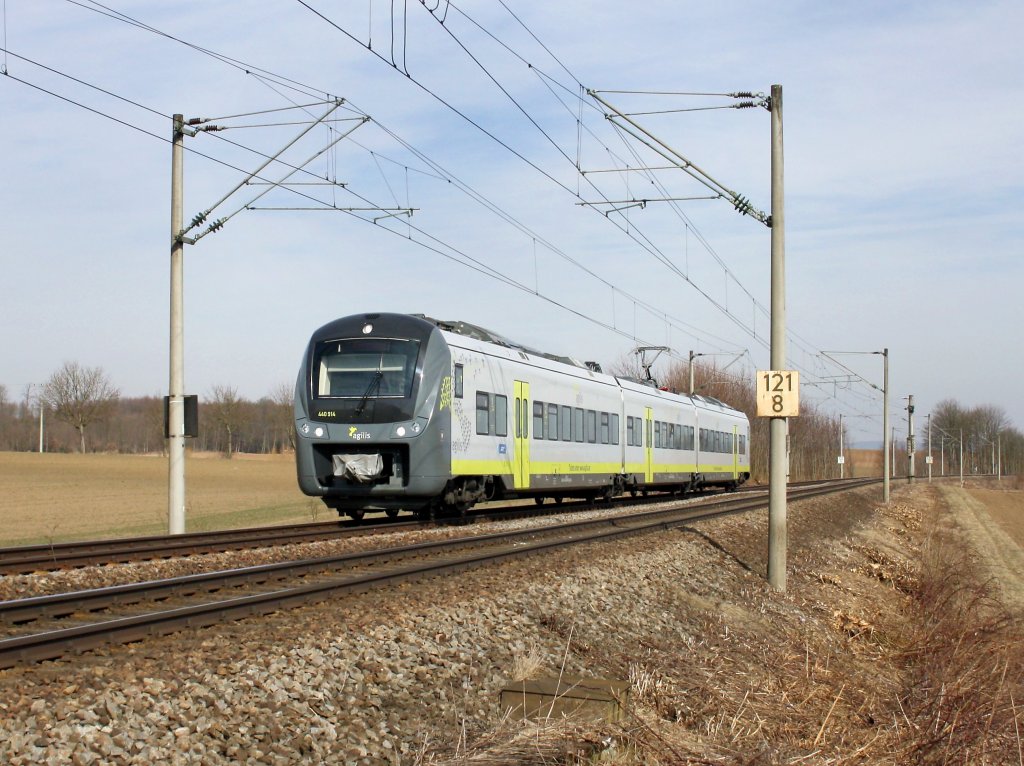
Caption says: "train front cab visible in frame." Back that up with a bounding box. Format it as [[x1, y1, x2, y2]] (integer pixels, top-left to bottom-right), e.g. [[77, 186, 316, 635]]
[[294, 313, 453, 517]]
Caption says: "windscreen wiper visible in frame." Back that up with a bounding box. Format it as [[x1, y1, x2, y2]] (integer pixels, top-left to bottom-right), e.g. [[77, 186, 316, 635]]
[[354, 370, 383, 415]]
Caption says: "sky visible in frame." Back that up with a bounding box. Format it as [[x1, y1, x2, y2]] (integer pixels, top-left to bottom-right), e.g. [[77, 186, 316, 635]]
[[1, 0, 1021, 447]]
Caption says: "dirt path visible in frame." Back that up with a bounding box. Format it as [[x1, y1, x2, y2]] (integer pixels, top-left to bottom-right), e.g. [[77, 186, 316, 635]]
[[938, 483, 1024, 612]]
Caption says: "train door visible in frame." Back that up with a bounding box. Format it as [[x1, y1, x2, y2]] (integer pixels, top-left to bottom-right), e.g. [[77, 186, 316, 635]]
[[733, 424, 739, 479], [644, 406, 654, 483], [513, 380, 530, 489]]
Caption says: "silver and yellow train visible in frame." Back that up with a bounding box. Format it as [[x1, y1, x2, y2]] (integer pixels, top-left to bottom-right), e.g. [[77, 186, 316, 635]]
[[294, 312, 750, 519]]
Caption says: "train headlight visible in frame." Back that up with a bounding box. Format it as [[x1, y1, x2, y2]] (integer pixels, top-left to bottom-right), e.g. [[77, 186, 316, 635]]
[[298, 420, 329, 439], [396, 426, 407, 437]]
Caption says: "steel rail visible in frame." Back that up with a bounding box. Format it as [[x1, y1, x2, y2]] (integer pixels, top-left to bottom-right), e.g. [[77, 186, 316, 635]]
[[0, 479, 873, 626], [0, 478, 857, 575], [0, 478, 877, 668], [0, 517, 423, 575]]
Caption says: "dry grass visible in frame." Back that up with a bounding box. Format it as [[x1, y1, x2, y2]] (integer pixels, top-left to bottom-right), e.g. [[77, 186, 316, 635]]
[[0, 451, 312, 546], [891, 526, 1024, 764], [427, 486, 1024, 765]]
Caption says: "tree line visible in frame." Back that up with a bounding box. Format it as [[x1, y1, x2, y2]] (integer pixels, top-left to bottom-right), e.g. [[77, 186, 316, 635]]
[[1, 360, 1021, 479], [608, 354, 1024, 483], [0, 362, 294, 456]]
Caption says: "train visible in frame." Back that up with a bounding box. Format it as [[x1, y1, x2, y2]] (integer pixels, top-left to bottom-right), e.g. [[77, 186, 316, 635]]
[[294, 312, 751, 519]]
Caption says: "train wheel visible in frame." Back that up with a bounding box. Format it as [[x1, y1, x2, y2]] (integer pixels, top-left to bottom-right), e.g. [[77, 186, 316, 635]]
[[385, 508, 400, 518], [348, 508, 365, 521], [554, 497, 563, 505], [534, 497, 545, 506]]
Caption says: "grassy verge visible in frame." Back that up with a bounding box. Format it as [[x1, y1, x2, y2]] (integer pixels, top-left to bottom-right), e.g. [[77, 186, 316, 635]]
[[422, 487, 1024, 765]]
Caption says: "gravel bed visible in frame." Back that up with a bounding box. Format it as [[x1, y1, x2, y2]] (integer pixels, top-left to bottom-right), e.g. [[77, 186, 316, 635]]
[[0, 496, 703, 602], [0, 489, 849, 764]]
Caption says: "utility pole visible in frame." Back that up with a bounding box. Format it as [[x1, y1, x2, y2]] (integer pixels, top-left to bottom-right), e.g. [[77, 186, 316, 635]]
[[688, 350, 696, 395], [907, 394, 915, 482], [168, 114, 186, 535], [767, 84, 787, 593], [882, 349, 889, 503]]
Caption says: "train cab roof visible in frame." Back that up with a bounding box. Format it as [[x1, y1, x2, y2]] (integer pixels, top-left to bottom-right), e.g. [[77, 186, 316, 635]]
[[415, 314, 598, 372]]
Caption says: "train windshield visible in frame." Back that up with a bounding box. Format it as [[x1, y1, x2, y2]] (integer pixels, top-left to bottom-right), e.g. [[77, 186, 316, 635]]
[[314, 338, 420, 399]]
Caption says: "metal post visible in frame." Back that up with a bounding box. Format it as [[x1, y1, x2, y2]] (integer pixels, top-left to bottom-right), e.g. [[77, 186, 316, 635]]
[[767, 84, 787, 593], [882, 349, 889, 502], [959, 429, 964, 486], [168, 114, 186, 535], [907, 394, 915, 482], [38, 402, 44, 453], [839, 413, 844, 479], [688, 350, 695, 395], [927, 413, 932, 482], [997, 433, 1001, 483]]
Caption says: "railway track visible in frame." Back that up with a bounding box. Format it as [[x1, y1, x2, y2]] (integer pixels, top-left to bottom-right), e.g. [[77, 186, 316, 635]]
[[0, 478, 842, 575], [0, 477, 877, 668]]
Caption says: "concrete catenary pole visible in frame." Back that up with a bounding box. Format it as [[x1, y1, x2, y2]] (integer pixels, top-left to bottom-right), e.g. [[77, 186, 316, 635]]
[[688, 350, 695, 396], [882, 349, 889, 503], [767, 84, 787, 592], [168, 114, 186, 535], [907, 394, 915, 482]]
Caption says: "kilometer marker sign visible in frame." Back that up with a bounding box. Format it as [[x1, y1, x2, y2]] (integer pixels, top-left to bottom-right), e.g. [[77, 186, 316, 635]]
[[756, 370, 800, 417]]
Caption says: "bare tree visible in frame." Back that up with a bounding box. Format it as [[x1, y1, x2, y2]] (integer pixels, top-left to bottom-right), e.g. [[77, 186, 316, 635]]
[[208, 384, 244, 458], [269, 381, 296, 452], [41, 362, 119, 453]]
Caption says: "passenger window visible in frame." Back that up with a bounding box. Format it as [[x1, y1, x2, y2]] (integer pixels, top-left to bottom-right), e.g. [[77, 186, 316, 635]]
[[560, 405, 571, 441], [533, 401, 544, 440], [600, 412, 609, 444], [586, 410, 597, 443], [454, 364, 464, 398], [495, 395, 508, 437], [548, 404, 559, 441], [611, 414, 619, 445], [574, 408, 584, 443], [654, 421, 661, 449], [476, 392, 490, 435]]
